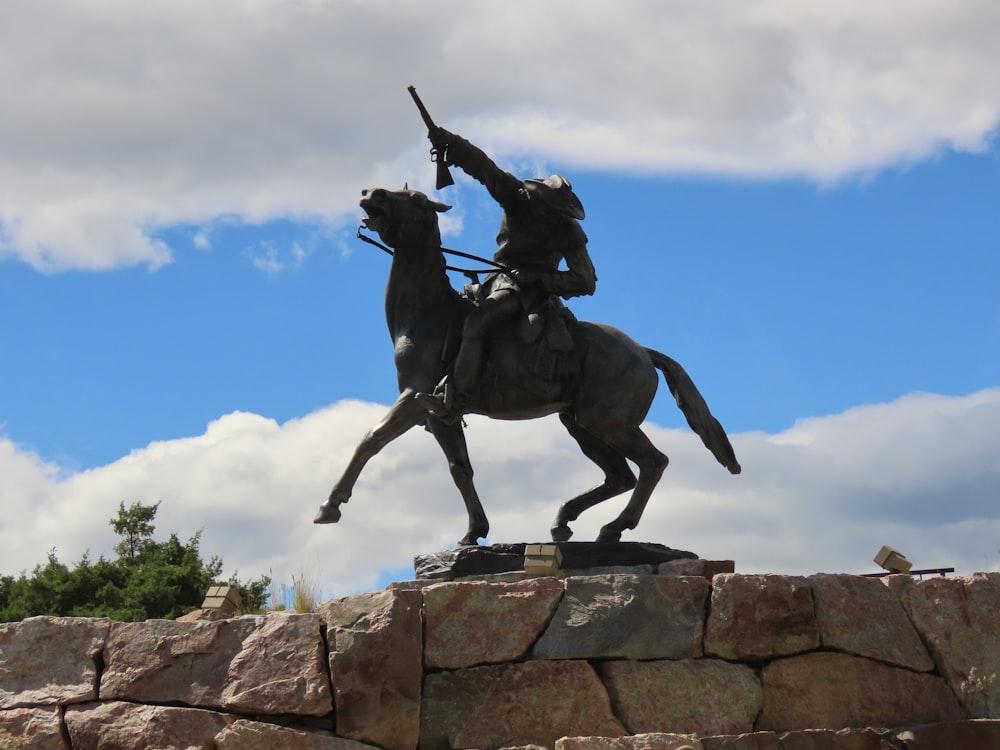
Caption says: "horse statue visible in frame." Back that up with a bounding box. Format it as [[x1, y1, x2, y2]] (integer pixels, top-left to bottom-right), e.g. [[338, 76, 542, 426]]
[[314, 186, 741, 545]]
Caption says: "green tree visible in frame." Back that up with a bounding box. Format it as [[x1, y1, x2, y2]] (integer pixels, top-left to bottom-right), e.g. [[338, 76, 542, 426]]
[[111, 500, 159, 560], [229, 572, 271, 614], [0, 501, 270, 622]]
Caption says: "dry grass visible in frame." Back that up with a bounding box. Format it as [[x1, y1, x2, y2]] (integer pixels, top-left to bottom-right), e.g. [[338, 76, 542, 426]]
[[267, 570, 320, 613]]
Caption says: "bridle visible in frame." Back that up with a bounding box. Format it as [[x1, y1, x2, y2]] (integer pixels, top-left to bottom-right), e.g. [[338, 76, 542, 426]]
[[356, 226, 511, 283]]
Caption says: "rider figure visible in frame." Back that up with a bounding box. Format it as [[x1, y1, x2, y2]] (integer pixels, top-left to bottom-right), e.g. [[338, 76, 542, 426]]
[[415, 127, 597, 422]]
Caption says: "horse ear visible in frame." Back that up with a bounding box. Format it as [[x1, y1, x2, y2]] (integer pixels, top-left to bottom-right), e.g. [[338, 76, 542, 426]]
[[429, 199, 451, 213]]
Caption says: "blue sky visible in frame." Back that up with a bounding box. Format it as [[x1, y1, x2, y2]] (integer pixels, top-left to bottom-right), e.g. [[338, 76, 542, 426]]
[[2, 1, 999, 597]]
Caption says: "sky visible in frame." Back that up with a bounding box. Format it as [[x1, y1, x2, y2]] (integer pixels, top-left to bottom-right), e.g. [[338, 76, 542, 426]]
[[2, 1, 999, 599]]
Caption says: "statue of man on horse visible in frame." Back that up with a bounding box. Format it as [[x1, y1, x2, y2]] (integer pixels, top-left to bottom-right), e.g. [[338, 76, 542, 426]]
[[312, 89, 739, 546]]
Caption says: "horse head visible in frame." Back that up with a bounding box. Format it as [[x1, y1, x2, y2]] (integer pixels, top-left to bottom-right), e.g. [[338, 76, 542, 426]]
[[359, 187, 451, 251]]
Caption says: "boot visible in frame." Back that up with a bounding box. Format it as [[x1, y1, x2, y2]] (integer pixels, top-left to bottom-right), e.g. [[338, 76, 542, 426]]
[[415, 380, 467, 425]]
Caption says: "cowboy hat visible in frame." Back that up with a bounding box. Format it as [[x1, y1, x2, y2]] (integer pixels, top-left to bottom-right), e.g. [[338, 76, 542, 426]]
[[524, 175, 585, 220]]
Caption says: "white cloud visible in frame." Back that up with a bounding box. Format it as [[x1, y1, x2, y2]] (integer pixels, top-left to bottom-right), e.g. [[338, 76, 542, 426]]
[[2, 389, 998, 599], [1, 0, 998, 270], [246, 240, 307, 276]]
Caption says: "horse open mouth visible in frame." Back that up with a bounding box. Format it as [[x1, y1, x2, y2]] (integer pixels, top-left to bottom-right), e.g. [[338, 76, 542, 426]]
[[359, 197, 387, 231]]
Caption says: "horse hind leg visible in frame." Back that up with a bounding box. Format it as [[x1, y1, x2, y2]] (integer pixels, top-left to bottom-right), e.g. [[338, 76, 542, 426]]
[[550, 411, 638, 542], [590, 424, 669, 543]]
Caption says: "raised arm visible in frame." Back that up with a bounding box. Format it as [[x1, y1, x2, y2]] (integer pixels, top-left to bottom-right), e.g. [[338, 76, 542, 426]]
[[432, 128, 523, 207]]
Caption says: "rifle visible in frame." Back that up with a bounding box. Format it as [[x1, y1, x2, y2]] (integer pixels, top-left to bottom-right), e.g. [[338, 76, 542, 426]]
[[407, 86, 454, 189]]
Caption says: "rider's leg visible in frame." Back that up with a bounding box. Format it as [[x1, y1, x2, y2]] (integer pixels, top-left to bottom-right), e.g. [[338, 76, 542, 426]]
[[416, 289, 518, 420], [451, 289, 518, 401]]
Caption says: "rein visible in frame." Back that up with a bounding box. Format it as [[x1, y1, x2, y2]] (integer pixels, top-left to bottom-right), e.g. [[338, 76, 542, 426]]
[[356, 226, 510, 280]]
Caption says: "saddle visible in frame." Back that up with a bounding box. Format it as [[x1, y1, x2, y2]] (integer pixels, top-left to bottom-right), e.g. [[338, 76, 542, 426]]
[[517, 295, 577, 376], [484, 295, 580, 399]]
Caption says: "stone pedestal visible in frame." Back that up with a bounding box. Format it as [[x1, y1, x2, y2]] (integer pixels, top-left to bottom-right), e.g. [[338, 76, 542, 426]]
[[413, 541, 697, 580], [4, 570, 999, 750]]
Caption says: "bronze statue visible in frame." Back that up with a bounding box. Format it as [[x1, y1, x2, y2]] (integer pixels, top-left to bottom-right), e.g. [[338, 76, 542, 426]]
[[313, 185, 740, 545]]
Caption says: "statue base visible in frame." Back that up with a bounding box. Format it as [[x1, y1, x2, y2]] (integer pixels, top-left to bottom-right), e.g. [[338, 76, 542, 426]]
[[413, 541, 697, 580]]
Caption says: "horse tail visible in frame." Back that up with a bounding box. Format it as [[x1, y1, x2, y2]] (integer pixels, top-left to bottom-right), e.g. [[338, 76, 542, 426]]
[[646, 348, 742, 475]]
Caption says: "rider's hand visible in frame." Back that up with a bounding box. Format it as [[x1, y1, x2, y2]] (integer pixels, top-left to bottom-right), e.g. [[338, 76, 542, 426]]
[[430, 126, 451, 153]]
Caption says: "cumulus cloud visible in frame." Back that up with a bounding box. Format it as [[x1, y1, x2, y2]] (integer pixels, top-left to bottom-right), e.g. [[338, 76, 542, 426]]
[[2, 389, 998, 599], [1, 0, 998, 270]]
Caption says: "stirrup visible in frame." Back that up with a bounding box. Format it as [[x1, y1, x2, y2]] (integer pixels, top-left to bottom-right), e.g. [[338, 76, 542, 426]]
[[414, 390, 448, 416], [415, 384, 465, 426]]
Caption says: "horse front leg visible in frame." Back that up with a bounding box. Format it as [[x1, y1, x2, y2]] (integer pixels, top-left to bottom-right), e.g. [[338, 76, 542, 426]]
[[314, 389, 426, 524], [424, 417, 490, 546]]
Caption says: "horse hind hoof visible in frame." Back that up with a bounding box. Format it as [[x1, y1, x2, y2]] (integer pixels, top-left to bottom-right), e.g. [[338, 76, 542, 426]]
[[314, 503, 342, 524], [457, 531, 485, 547], [458, 522, 489, 547], [550, 525, 573, 543]]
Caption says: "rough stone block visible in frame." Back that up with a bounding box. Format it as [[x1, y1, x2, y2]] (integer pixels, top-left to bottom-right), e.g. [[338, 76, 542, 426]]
[[758, 652, 966, 732], [897, 572, 1000, 718], [101, 613, 332, 716], [64, 701, 234, 750], [215, 718, 382, 749], [895, 719, 1000, 749], [421, 660, 626, 750], [424, 577, 564, 669], [659, 560, 735, 579], [0, 707, 66, 749], [597, 659, 761, 736], [532, 574, 709, 660], [808, 573, 933, 672], [704, 574, 818, 662], [176, 607, 231, 622], [558, 735, 703, 750], [0, 616, 108, 709], [700, 732, 783, 749], [706, 733, 901, 750], [560, 564, 656, 576], [319, 588, 423, 750], [778, 728, 903, 749], [222, 612, 331, 715]]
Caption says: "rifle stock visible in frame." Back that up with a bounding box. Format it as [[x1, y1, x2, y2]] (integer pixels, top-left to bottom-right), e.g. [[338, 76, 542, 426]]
[[408, 86, 454, 189]]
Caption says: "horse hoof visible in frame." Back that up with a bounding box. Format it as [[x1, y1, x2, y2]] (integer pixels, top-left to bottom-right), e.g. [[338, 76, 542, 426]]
[[457, 531, 486, 546], [596, 528, 622, 543], [314, 503, 342, 524], [550, 525, 573, 542], [457, 521, 489, 547]]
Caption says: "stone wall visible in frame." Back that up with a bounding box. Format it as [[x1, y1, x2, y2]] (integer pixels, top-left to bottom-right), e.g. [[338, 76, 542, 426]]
[[2, 568, 999, 749]]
